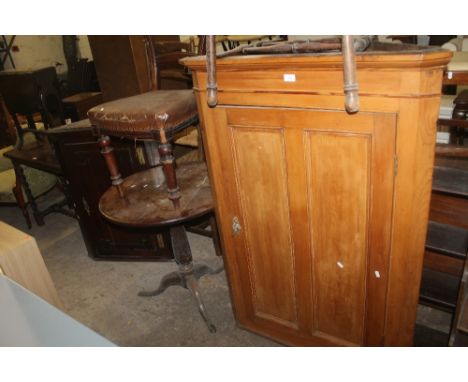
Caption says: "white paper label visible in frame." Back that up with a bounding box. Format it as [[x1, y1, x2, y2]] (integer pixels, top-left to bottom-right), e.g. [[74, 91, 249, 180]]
[[447, 71, 453, 79], [283, 73, 296, 82]]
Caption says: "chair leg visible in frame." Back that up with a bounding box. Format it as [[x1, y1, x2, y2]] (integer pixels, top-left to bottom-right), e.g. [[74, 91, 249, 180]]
[[11, 169, 32, 229], [12, 114, 24, 150]]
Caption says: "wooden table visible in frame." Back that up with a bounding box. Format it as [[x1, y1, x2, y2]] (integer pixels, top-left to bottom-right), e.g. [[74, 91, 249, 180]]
[[99, 160, 222, 332]]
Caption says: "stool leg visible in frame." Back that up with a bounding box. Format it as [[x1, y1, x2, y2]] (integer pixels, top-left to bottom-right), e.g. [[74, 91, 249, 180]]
[[158, 141, 181, 205], [97, 135, 124, 197]]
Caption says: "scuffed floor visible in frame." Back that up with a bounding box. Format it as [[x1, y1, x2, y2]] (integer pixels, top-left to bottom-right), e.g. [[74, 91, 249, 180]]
[[0, 197, 278, 346], [0, 190, 452, 346]]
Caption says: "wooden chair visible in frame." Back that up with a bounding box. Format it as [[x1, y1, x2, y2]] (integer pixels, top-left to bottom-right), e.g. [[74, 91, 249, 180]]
[[88, 36, 221, 332], [0, 97, 59, 228], [151, 36, 206, 154], [0, 67, 64, 150]]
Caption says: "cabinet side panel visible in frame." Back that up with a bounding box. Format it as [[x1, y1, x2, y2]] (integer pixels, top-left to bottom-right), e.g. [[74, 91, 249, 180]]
[[232, 127, 298, 327], [306, 132, 370, 344], [385, 97, 439, 345]]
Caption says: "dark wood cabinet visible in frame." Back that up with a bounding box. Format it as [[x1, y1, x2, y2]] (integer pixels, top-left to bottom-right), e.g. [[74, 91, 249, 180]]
[[88, 35, 194, 104], [48, 121, 173, 261], [0, 67, 64, 128], [88, 36, 153, 102]]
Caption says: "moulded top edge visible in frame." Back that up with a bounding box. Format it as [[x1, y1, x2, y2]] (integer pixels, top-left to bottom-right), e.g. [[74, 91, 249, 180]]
[[181, 49, 453, 71]]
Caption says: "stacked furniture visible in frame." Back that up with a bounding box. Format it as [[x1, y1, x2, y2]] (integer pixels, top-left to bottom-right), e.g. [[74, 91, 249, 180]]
[[46, 119, 173, 261]]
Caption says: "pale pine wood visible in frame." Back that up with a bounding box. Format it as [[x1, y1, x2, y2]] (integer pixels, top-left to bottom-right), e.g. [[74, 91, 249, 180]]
[[0, 221, 63, 310], [306, 133, 369, 344], [184, 48, 452, 346], [232, 127, 298, 327], [384, 97, 442, 345], [207, 108, 397, 346]]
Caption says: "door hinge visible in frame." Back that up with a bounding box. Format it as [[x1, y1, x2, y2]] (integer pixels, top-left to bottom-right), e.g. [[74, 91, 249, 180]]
[[394, 155, 399, 177]]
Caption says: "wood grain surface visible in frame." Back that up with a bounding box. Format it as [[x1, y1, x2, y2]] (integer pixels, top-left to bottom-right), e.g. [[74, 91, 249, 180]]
[[184, 47, 452, 346], [0, 221, 63, 310]]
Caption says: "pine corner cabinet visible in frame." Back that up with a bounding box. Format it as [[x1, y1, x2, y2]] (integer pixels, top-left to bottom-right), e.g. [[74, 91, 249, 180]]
[[183, 46, 452, 346]]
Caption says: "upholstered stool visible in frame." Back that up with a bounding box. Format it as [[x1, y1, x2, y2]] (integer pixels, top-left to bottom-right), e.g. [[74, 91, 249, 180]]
[[88, 90, 221, 332]]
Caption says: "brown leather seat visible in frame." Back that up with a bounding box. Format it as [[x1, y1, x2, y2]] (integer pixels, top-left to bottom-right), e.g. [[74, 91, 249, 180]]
[[88, 89, 198, 141]]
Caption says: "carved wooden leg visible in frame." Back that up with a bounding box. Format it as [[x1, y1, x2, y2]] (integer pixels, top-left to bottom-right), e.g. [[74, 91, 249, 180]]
[[158, 141, 181, 205], [138, 224, 219, 333], [12, 114, 24, 150], [26, 114, 42, 143], [14, 163, 43, 225], [97, 135, 124, 197], [11, 171, 32, 229]]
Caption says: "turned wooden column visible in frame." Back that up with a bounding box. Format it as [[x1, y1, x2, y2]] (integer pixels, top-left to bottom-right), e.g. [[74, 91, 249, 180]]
[[157, 127, 181, 206], [97, 135, 124, 198]]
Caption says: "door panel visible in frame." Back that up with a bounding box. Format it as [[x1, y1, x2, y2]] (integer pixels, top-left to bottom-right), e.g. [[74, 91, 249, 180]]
[[213, 107, 396, 345], [232, 127, 298, 327], [305, 132, 370, 344]]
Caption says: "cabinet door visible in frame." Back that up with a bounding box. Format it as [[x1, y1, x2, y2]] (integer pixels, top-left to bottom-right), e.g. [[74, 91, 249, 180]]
[[52, 130, 173, 261], [206, 107, 397, 346]]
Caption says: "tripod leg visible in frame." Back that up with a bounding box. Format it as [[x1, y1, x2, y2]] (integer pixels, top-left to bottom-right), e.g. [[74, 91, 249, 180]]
[[171, 225, 216, 333]]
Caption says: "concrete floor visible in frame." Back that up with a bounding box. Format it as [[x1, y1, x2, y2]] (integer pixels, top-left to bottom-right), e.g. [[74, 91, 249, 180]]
[[0, 190, 452, 346], [0, 194, 278, 346]]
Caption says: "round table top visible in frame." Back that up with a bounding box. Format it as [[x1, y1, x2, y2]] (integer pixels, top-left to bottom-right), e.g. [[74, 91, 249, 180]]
[[99, 161, 213, 228]]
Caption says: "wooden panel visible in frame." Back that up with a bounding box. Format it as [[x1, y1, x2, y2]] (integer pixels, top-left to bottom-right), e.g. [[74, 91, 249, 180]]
[[186, 49, 448, 346], [88, 36, 151, 102], [385, 97, 441, 345], [0, 221, 63, 310], [194, 68, 444, 99], [305, 132, 369, 344], [424, 251, 464, 277], [221, 108, 396, 345], [429, 193, 468, 230], [231, 127, 298, 327], [214, 92, 400, 114]]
